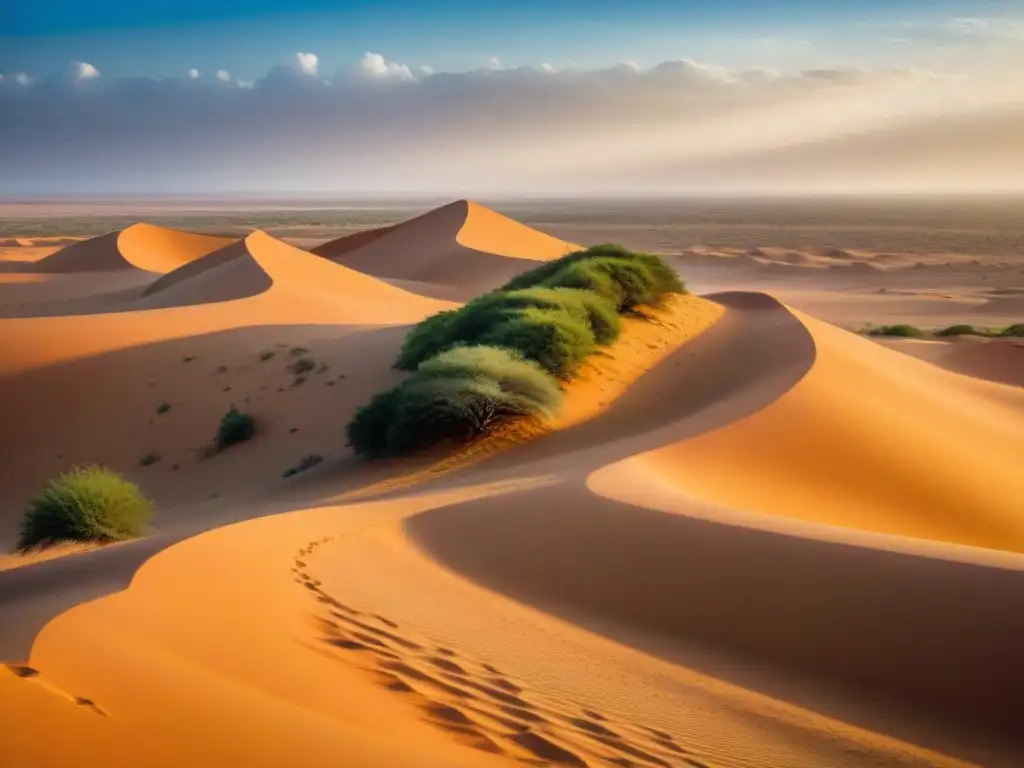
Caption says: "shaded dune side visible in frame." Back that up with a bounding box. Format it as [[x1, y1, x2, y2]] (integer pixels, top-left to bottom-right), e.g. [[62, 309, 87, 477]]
[[406, 294, 1024, 744], [133, 230, 454, 317], [314, 200, 579, 294], [937, 338, 1024, 388], [32, 224, 235, 274], [311, 223, 401, 260], [135, 239, 272, 309]]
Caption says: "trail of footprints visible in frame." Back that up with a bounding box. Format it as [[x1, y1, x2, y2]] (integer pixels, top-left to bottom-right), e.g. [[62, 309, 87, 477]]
[[294, 539, 710, 768], [2, 662, 109, 716]]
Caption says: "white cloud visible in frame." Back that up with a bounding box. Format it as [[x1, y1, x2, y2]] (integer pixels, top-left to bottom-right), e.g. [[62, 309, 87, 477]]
[[216, 69, 231, 82], [14, 73, 30, 86], [0, 56, 1020, 195], [357, 52, 413, 80], [187, 68, 200, 79], [73, 61, 100, 80], [295, 52, 318, 77], [419, 65, 434, 76], [486, 57, 503, 70], [540, 63, 555, 73]]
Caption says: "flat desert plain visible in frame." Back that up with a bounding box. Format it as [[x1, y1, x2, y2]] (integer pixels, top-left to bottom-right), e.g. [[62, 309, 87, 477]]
[[0, 198, 1022, 768]]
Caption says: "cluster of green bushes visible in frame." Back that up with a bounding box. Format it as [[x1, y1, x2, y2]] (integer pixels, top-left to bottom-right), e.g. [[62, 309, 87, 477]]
[[865, 322, 1024, 339], [347, 245, 684, 458]]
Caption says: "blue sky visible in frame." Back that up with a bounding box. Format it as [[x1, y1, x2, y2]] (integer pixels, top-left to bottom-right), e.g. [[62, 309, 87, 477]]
[[4, 0, 1017, 79], [3, 0, 1023, 194]]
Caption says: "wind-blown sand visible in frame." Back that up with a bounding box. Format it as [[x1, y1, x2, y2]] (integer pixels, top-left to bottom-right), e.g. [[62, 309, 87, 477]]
[[0, 202, 1022, 768]]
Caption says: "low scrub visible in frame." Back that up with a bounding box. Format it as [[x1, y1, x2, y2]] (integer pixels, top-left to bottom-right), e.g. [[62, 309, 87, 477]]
[[936, 324, 980, 337], [18, 466, 153, 551], [998, 323, 1024, 338], [347, 347, 561, 458], [283, 454, 323, 478], [217, 407, 256, 448], [353, 244, 682, 459], [866, 324, 924, 338]]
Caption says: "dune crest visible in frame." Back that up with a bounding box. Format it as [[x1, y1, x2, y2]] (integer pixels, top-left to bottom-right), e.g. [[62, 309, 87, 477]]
[[313, 200, 579, 294], [32, 223, 236, 274]]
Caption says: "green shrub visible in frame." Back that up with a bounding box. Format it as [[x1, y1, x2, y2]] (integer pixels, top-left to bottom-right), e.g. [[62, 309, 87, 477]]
[[156, 402, 171, 414], [936, 324, 979, 337], [347, 348, 561, 459], [17, 466, 153, 551], [290, 346, 310, 356], [396, 291, 603, 373], [259, 349, 276, 361], [477, 307, 596, 377], [217, 407, 256, 448], [353, 244, 683, 459], [998, 323, 1024, 338], [866, 324, 924, 338], [290, 356, 316, 375], [283, 454, 323, 478], [139, 452, 161, 467], [504, 243, 684, 303], [418, 346, 563, 408]]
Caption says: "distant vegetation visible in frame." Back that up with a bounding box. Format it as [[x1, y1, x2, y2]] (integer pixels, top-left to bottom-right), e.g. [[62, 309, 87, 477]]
[[289, 356, 316, 375], [156, 402, 171, 414], [865, 324, 925, 338], [283, 454, 324, 478], [216, 407, 256, 448], [348, 245, 684, 459], [17, 466, 153, 551], [866, 322, 1023, 339], [259, 349, 276, 361]]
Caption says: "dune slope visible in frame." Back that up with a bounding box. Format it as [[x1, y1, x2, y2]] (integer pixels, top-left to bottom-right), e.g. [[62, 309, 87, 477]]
[[313, 200, 578, 294], [33, 224, 235, 274]]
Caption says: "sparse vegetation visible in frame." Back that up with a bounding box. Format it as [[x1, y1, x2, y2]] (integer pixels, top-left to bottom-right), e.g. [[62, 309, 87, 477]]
[[259, 349, 276, 361], [349, 245, 683, 459], [17, 466, 153, 551], [348, 347, 562, 458], [216, 364, 228, 373], [283, 454, 324, 478], [156, 402, 171, 414], [936, 324, 979, 337], [216, 407, 256, 448], [290, 346, 310, 356], [866, 324, 925, 338], [863, 322, 1023, 339], [183, 355, 197, 363], [289, 356, 316, 375], [139, 452, 161, 467]]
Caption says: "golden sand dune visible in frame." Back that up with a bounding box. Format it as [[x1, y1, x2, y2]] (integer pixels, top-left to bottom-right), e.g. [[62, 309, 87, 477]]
[[1, 203, 1022, 768], [313, 200, 578, 294], [32, 223, 235, 274]]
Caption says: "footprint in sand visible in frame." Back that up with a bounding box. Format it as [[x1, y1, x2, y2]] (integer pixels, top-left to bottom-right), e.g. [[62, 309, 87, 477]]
[[4, 664, 108, 716]]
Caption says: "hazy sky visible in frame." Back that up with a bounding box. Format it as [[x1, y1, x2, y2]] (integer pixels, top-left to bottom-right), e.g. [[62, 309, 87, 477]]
[[2, 0, 1023, 194]]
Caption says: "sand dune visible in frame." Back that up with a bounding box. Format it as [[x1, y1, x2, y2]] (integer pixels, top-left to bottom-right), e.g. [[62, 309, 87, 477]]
[[31, 224, 235, 274], [0, 202, 1021, 768], [313, 200, 578, 296]]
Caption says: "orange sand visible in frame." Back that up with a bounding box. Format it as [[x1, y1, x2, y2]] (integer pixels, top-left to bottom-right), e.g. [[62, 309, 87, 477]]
[[1, 202, 1022, 768]]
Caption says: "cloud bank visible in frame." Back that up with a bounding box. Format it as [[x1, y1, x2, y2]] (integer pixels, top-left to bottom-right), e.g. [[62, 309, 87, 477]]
[[1, 52, 1022, 195]]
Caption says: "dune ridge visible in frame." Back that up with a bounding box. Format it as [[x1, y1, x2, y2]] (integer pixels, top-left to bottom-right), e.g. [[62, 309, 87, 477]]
[[1, 200, 1021, 768], [313, 200, 579, 294], [31, 224, 235, 274]]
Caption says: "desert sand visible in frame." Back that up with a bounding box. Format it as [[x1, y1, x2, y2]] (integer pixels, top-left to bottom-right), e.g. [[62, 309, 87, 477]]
[[0, 200, 1022, 768]]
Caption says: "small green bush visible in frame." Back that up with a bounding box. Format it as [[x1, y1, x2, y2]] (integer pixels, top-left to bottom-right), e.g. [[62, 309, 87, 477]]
[[290, 356, 316, 375], [290, 346, 310, 356], [283, 454, 323, 477], [156, 402, 171, 414], [866, 324, 925, 338], [139, 452, 161, 467], [998, 323, 1024, 338], [347, 347, 561, 459], [936, 324, 979, 337], [259, 349, 276, 361], [17, 466, 153, 550], [217, 407, 256, 448]]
